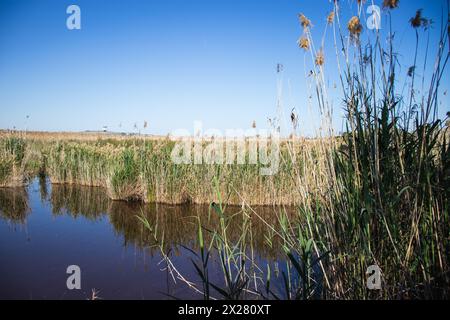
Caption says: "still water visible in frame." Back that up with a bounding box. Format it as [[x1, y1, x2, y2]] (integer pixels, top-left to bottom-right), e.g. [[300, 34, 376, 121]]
[[0, 178, 289, 299]]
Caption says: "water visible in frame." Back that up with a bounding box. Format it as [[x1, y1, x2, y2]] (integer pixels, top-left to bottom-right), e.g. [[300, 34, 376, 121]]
[[0, 178, 289, 300]]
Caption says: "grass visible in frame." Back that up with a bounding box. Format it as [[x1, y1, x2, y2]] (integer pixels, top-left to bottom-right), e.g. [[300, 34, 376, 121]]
[[0, 132, 45, 187], [0, 132, 331, 205], [282, 2, 449, 299], [0, 135, 27, 187]]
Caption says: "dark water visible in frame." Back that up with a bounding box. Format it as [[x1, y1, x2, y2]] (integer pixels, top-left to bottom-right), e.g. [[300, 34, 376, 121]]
[[0, 178, 289, 300]]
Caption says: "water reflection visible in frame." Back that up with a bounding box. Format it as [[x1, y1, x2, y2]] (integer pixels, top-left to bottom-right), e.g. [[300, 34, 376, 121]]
[[45, 180, 287, 259], [0, 187, 30, 224], [38, 175, 48, 203], [0, 178, 292, 299], [50, 183, 109, 221]]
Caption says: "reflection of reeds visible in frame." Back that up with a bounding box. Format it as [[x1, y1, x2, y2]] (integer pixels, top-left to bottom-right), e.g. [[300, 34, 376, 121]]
[[138, 183, 321, 300], [50, 184, 109, 220], [47, 181, 288, 258], [0, 187, 30, 224], [38, 175, 48, 202], [112, 202, 289, 259]]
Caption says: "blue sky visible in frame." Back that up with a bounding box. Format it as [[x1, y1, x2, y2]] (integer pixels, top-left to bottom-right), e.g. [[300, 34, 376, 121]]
[[0, 0, 448, 136]]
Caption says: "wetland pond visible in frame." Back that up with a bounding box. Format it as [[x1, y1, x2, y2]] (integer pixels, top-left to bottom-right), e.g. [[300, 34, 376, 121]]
[[0, 178, 292, 299]]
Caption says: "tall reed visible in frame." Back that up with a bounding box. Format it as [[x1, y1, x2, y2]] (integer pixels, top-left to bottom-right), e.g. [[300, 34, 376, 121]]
[[280, 1, 450, 298]]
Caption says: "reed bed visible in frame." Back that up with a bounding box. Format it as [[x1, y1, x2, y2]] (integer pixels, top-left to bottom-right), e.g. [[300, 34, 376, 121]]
[[0, 136, 26, 187], [0, 135, 331, 205], [0, 133, 42, 187]]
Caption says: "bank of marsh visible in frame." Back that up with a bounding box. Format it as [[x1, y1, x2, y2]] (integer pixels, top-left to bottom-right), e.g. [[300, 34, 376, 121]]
[[0, 131, 333, 206]]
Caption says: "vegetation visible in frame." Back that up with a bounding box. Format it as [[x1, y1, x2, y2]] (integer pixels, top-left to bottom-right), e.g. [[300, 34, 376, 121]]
[[0, 132, 330, 205], [138, 1, 450, 299]]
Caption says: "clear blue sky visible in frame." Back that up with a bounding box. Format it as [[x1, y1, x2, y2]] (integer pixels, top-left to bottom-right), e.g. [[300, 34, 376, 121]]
[[0, 0, 448, 136]]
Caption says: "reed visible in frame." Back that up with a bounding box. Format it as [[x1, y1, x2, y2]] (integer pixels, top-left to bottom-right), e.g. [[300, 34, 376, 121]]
[[274, 1, 450, 299], [0, 134, 331, 205], [0, 135, 27, 187]]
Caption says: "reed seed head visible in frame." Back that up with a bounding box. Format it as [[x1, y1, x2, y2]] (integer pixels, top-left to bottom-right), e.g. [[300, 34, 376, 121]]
[[383, 0, 399, 9], [348, 16, 363, 40], [410, 9, 422, 28], [327, 12, 335, 25], [297, 36, 310, 50], [410, 9, 431, 29], [315, 50, 325, 66], [298, 13, 311, 29]]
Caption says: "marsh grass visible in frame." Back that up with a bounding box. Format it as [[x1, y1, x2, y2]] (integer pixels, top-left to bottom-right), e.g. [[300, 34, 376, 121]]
[[275, 1, 450, 299], [0, 135, 27, 187], [0, 134, 330, 205]]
